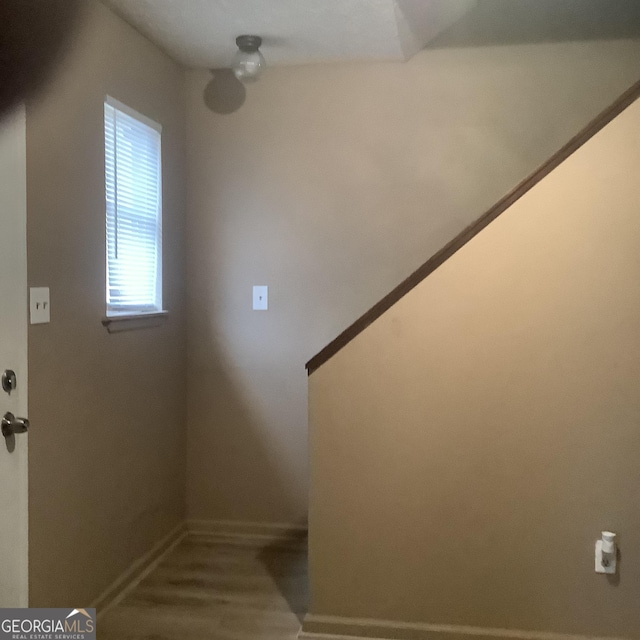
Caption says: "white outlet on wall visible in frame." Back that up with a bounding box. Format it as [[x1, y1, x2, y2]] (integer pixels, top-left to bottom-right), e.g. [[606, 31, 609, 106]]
[[30, 287, 50, 324], [253, 285, 268, 311], [595, 532, 617, 574]]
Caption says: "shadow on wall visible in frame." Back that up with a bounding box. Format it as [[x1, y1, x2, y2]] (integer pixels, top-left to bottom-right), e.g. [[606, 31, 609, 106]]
[[429, 0, 640, 48], [203, 68, 246, 115], [188, 293, 303, 522], [188, 362, 300, 521]]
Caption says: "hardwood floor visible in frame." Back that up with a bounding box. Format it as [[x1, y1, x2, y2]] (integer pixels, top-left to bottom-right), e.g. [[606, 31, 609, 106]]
[[98, 533, 308, 640]]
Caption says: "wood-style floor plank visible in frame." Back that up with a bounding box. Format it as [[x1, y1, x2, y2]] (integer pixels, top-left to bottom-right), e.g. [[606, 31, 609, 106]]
[[98, 535, 308, 640]]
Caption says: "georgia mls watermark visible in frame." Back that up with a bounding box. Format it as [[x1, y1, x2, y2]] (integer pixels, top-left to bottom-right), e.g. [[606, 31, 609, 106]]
[[0, 608, 95, 640]]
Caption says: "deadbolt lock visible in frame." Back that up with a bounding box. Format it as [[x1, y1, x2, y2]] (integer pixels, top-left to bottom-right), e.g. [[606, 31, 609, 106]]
[[1, 370, 17, 395]]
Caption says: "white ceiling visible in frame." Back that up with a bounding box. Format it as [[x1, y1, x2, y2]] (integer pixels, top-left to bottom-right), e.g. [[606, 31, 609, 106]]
[[101, 0, 476, 68]]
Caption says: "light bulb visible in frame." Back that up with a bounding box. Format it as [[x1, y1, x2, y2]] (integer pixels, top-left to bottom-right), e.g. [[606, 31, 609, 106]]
[[232, 49, 265, 82], [232, 35, 266, 83]]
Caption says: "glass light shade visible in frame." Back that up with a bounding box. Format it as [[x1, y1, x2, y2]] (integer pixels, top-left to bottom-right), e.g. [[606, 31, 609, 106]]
[[232, 49, 266, 83]]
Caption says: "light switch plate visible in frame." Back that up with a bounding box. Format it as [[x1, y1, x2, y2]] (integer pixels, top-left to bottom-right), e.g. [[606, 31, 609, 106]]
[[253, 285, 268, 311], [30, 287, 50, 324]]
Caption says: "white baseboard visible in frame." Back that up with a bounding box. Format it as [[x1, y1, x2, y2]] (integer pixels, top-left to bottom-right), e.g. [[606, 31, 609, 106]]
[[91, 521, 187, 617], [299, 615, 630, 640], [186, 518, 308, 546]]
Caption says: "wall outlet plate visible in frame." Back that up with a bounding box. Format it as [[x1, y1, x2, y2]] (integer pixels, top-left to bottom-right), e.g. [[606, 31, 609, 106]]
[[595, 540, 616, 574], [30, 287, 50, 324]]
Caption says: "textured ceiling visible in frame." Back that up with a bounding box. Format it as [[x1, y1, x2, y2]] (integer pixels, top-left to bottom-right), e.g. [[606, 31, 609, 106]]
[[100, 0, 476, 68]]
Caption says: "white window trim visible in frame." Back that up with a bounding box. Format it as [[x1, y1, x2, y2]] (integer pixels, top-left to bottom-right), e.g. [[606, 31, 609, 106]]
[[104, 96, 166, 325]]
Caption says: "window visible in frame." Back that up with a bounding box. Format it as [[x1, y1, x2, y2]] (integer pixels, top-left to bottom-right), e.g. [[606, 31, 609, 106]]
[[104, 97, 162, 317]]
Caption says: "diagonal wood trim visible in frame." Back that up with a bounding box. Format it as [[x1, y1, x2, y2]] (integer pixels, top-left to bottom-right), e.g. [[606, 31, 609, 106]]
[[306, 78, 640, 375]]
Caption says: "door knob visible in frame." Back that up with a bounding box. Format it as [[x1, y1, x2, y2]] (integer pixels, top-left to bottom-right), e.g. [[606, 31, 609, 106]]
[[2, 412, 29, 438]]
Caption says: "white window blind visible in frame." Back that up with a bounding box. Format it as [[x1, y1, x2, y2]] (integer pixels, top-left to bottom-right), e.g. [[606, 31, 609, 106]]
[[104, 97, 162, 316]]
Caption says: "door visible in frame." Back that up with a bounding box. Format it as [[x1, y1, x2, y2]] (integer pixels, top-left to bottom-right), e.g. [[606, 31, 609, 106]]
[[0, 105, 29, 607]]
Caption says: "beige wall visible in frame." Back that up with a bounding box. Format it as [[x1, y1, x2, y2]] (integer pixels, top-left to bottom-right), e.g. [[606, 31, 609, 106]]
[[26, 1, 187, 606], [185, 39, 640, 524], [308, 90, 640, 637]]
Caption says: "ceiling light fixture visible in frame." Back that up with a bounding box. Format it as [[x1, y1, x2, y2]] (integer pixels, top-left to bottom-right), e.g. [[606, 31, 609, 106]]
[[232, 35, 266, 83]]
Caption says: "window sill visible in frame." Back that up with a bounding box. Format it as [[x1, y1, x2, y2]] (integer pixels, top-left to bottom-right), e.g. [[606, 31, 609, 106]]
[[102, 311, 169, 333]]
